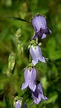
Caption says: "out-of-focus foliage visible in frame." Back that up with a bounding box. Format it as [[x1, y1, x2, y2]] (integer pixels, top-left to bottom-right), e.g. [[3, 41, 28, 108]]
[[0, 0, 61, 108]]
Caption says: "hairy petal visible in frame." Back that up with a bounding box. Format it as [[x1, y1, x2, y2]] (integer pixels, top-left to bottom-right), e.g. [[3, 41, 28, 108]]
[[41, 34, 46, 39], [30, 46, 38, 65], [38, 83, 48, 100], [21, 68, 36, 91], [21, 68, 29, 90], [31, 83, 48, 104], [29, 68, 36, 91], [31, 15, 52, 39], [30, 45, 45, 65], [32, 15, 47, 31], [36, 46, 45, 63], [15, 101, 22, 108]]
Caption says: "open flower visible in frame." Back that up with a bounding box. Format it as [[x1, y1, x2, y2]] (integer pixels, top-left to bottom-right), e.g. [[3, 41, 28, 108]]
[[32, 15, 51, 39], [31, 83, 48, 104], [30, 45, 45, 66], [21, 67, 36, 92]]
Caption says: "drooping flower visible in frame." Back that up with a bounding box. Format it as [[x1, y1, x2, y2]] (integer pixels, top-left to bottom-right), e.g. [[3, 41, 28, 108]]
[[30, 45, 45, 66], [32, 15, 51, 39], [21, 67, 36, 92], [31, 83, 48, 104], [15, 100, 22, 108], [15, 101, 27, 108]]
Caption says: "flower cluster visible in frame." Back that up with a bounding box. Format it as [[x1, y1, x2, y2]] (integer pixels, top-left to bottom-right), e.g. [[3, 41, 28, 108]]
[[21, 15, 51, 105]]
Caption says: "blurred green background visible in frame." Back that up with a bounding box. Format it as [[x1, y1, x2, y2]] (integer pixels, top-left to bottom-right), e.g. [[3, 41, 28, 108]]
[[0, 0, 61, 108]]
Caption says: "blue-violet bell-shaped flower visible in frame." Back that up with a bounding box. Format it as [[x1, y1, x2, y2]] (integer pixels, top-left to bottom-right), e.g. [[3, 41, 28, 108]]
[[15, 100, 22, 108], [31, 83, 48, 104], [15, 101, 27, 108], [21, 67, 36, 92], [32, 15, 51, 39], [30, 45, 45, 66]]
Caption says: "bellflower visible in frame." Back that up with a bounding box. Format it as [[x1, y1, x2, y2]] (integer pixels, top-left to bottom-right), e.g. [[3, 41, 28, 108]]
[[30, 45, 45, 66], [32, 15, 51, 39], [21, 67, 36, 92], [15, 101, 27, 108], [31, 83, 48, 104], [15, 100, 22, 108]]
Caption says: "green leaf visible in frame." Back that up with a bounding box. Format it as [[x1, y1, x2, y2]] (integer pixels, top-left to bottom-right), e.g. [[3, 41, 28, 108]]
[[45, 93, 58, 104]]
